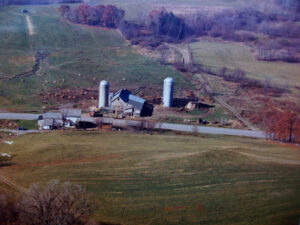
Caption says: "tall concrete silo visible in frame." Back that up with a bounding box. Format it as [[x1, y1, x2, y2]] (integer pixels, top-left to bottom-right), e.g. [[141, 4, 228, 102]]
[[99, 80, 110, 108], [163, 77, 174, 107]]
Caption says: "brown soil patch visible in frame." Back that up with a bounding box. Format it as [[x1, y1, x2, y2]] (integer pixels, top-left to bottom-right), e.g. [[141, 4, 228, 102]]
[[164, 205, 192, 212]]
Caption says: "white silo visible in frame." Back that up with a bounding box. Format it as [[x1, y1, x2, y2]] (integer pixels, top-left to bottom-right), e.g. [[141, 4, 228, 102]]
[[163, 77, 174, 107], [99, 80, 110, 108]]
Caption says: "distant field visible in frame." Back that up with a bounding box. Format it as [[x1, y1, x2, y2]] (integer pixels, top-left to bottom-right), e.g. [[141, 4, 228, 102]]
[[0, 5, 189, 110], [1, 131, 300, 225], [190, 40, 300, 87], [96, 0, 241, 20]]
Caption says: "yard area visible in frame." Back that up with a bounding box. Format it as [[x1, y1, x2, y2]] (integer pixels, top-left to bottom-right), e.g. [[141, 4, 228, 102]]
[[1, 131, 300, 225]]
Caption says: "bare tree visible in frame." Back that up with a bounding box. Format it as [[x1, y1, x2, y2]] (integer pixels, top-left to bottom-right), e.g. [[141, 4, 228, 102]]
[[18, 180, 96, 225], [95, 118, 103, 129], [0, 192, 18, 225]]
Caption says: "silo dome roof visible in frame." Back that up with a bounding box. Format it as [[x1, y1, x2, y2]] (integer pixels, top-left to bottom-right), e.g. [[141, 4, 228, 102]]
[[164, 77, 174, 83], [100, 80, 109, 86]]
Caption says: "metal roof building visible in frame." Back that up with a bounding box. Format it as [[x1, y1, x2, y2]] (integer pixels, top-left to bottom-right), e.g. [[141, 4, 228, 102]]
[[42, 112, 63, 120], [110, 89, 147, 117], [61, 109, 82, 118]]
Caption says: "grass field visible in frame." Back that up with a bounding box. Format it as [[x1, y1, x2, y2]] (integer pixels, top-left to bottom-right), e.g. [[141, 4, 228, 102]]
[[95, 0, 241, 21], [1, 131, 300, 225], [190, 40, 300, 87], [0, 5, 189, 110]]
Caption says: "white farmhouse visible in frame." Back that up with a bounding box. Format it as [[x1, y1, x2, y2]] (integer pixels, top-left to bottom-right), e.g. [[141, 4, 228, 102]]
[[38, 112, 63, 130]]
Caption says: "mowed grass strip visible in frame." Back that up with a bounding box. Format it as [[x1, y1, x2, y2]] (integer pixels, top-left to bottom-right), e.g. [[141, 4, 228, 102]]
[[1, 131, 300, 225]]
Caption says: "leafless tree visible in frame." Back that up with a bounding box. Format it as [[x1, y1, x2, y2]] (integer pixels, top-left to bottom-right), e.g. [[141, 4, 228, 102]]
[[18, 180, 96, 225], [0, 192, 18, 225], [95, 118, 103, 129], [220, 67, 228, 78]]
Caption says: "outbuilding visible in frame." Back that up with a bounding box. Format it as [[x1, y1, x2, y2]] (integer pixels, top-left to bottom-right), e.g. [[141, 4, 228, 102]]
[[61, 109, 82, 127], [38, 112, 63, 130]]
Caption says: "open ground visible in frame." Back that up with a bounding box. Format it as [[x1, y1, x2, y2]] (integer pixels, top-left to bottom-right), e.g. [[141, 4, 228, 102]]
[[1, 131, 300, 225]]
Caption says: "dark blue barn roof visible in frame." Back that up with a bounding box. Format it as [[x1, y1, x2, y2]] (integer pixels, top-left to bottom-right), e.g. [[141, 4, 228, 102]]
[[112, 89, 145, 111]]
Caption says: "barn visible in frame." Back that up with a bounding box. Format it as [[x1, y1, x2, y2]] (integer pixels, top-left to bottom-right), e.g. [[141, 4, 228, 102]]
[[110, 89, 152, 117]]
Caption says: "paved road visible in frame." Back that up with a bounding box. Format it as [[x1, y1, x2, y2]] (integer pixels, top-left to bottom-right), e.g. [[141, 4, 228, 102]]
[[0, 113, 40, 120], [82, 116, 266, 139], [154, 123, 265, 138], [0, 113, 264, 138]]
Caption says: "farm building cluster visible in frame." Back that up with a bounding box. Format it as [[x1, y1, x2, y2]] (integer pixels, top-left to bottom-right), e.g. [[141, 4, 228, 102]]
[[38, 77, 214, 130], [38, 109, 81, 130]]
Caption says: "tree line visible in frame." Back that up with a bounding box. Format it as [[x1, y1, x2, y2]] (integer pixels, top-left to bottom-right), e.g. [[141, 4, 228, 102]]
[[59, 4, 125, 28], [263, 102, 300, 143], [120, 5, 300, 63], [58, 2, 300, 63]]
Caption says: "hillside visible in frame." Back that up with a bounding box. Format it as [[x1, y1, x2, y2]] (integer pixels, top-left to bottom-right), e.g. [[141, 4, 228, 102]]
[[0, 4, 189, 110]]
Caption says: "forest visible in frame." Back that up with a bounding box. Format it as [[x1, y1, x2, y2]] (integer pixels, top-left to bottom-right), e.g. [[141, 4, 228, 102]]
[[119, 3, 300, 62], [59, 4, 125, 28]]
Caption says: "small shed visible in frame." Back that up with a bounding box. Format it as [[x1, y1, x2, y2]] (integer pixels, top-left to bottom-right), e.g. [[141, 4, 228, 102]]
[[62, 109, 82, 127]]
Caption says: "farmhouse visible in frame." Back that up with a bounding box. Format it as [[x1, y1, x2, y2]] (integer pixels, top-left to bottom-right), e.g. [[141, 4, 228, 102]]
[[38, 112, 63, 130]]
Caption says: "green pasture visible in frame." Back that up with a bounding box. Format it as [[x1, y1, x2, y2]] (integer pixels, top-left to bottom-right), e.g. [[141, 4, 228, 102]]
[[1, 131, 300, 225]]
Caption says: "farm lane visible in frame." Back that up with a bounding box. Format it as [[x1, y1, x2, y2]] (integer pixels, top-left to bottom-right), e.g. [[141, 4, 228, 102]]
[[196, 73, 256, 131], [26, 15, 34, 35]]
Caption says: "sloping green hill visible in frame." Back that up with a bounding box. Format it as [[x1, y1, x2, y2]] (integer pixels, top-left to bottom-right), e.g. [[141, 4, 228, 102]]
[[0, 5, 189, 110]]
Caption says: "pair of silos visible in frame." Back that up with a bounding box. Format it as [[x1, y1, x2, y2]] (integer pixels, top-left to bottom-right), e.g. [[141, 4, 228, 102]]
[[99, 77, 174, 108]]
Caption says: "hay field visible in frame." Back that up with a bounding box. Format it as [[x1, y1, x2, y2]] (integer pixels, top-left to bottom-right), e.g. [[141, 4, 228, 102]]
[[1, 131, 300, 225], [190, 40, 300, 87]]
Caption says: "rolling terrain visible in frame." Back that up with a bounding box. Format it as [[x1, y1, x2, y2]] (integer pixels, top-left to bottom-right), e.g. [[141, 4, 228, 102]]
[[0, 4, 189, 110], [1, 131, 300, 225]]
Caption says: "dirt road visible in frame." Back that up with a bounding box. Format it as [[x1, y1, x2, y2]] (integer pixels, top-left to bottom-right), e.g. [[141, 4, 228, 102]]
[[26, 15, 34, 35], [196, 73, 256, 130]]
